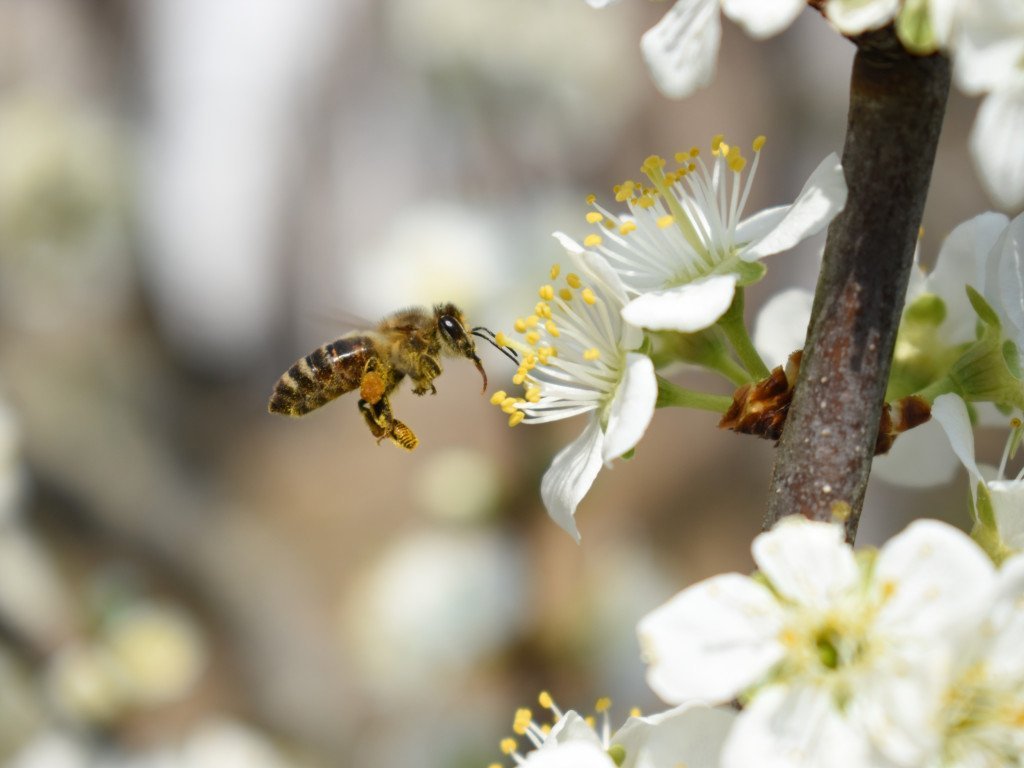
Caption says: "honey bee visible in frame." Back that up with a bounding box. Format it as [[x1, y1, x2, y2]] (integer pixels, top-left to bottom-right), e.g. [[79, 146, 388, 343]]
[[268, 302, 515, 450]]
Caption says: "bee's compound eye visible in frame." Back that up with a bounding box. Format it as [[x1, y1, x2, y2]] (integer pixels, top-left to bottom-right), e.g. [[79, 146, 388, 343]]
[[439, 315, 461, 339]]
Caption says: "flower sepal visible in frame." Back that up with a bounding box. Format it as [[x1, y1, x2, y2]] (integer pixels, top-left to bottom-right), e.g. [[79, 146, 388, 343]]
[[732, 259, 767, 287]]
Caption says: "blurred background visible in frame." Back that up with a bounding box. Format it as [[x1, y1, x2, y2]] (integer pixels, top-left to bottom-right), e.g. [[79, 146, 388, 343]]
[[0, 1, 998, 766]]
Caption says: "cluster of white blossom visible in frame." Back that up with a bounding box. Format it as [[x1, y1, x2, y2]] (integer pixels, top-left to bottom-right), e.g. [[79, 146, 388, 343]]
[[588, 0, 1024, 210], [491, 518, 1024, 768]]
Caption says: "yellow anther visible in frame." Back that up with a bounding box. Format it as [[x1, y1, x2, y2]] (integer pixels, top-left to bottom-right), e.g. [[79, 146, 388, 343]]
[[523, 354, 538, 370], [674, 151, 689, 164], [687, 162, 696, 173], [558, 288, 572, 301], [583, 347, 601, 361], [619, 220, 637, 235], [513, 708, 532, 734], [501, 738, 517, 755], [656, 214, 675, 229], [636, 195, 655, 209], [525, 387, 541, 403], [583, 233, 603, 248], [495, 331, 510, 348], [726, 144, 745, 172], [508, 411, 525, 427], [1012, 417, 1022, 428], [584, 715, 596, 728], [689, 146, 700, 157], [586, 211, 604, 224], [536, 302, 552, 319], [617, 180, 637, 200], [525, 331, 541, 346], [711, 134, 725, 153], [566, 273, 582, 289], [539, 284, 555, 301], [490, 391, 507, 405], [581, 288, 597, 305], [538, 691, 554, 709], [488, 763, 502, 768], [753, 134, 766, 151], [500, 395, 518, 409], [543, 346, 557, 358], [595, 696, 612, 713], [642, 154, 666, 172], [512, 371, 526, 385], [585, 193, 596, 205], [629, 707, 641, 718], [526, 315, 539, 328], [550, 263, 561, 279], [918, 225, 925, 240], [514, 318, 527, 333], [545, 320, 560, 337]]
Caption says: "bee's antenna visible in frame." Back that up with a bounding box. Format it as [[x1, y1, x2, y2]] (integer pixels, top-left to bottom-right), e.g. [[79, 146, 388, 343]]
[[472, 327, 520, 365]]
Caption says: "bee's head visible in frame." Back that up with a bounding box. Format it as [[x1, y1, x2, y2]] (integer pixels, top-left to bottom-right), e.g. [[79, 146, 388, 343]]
[[434, 303, 487, 392]]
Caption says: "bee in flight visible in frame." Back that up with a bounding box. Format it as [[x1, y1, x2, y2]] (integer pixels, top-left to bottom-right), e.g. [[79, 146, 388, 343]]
[[268, 302, 515, 451]]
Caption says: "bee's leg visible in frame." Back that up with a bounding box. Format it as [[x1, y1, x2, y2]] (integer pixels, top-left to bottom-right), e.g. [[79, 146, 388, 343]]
[[411, 355, 441, 396], [357, 397, 418, 451]]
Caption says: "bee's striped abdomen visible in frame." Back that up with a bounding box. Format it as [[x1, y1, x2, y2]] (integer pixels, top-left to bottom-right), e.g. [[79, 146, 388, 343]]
[[268, 336, 374, 416]]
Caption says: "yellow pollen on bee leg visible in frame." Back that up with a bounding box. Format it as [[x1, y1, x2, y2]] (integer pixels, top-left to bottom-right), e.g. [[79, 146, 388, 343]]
[[583, 347, 601, 361], [586, 211, 604, 224], [566, 273, 582, 289], [539, 284, 555, 301], [753, 134, 766, 151], [619, 220, 637, 235], [656, 214, 675, 229], [550, 263, 561, 279], [508, 411, 525, 427], [583, 234, 603, 248], [581, 288, 597, 305], [490, 391, 507, 405]]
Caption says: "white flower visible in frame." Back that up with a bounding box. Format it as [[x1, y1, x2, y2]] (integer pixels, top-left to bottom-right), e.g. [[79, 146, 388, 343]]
[[917, 553, 1024, 766], [585, 0, 805, 99], [824, 0, 901, 36], [953, 0, 1024, 210], [497, 693, 736, 768], [578, 137, 845, 334], [932, 393, 1024, 557], [638, 517, 996, 767], [493, 244, 656, 541]]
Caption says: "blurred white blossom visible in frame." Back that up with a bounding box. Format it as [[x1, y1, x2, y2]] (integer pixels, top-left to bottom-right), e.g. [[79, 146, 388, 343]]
[[638, 517, 997, 768]]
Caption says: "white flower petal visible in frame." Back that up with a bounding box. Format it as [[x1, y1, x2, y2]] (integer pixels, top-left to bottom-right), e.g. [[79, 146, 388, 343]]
[[523, 741, 616, 768], [824, 0, 900, 35], [613, 703, 737, 768], [928, 211, 1008, 342], [638, 573, 785, 703], [602, 353, 657, 461], [539, 418, 605, 542], [989, 480, 1024, 550], [985, 211, 1024, 344], [753, 288, 813, 367], [585, 0, 621, 7], [621, 275, 738, 332], [953, 1, 1024, 96], [874, 518, 996, 639], [930, 393, 984, 485], [740, 153, 847, 260], [722, 685, 871, 768], [970, 87, 1024, 211], [871, 418, 962, 488], [752, 518, 859, 608], [640, 0, 721, 100], [721, 0, 805, 39], [987, 554, 1024, 678], [546, 711, 605, 748]]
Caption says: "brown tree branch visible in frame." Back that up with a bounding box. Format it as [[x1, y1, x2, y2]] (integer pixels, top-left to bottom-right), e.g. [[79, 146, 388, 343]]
[[764, 29, 950, 541]]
